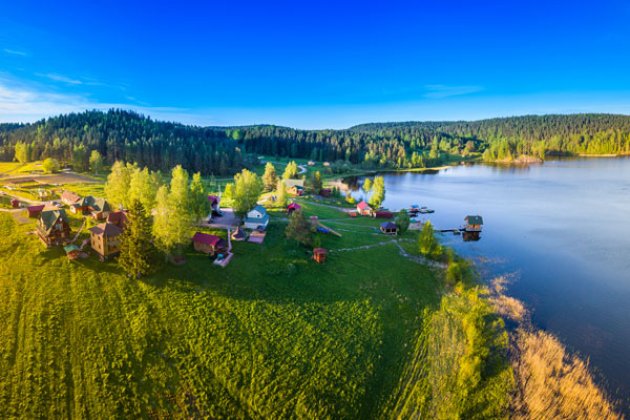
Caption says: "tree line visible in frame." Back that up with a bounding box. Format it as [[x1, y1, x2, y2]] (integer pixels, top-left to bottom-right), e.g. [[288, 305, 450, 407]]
[[2, 111, 630, 175]]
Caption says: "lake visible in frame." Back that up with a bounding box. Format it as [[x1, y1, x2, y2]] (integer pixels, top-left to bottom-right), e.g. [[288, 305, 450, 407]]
[[348, 157, 630, 409]]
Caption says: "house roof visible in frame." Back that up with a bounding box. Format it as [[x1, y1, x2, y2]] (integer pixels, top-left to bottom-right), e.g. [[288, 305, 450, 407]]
[[192, 232, 225, 247], [39, 209, 69, 233], [381, 222, 397, 230], [231, 227, 247, 239], [465, 215, 484, 225], [357, 201, 371, 210], [61, 191, 81, 203], [91, 197, 110, 212], [249, 205, 268, 216], [244, 214, 270, 225], [64, 244, 81, 253], [107, 211, 127, 225], [283, 179, 305, 188], [89, 222, 122, 237], [208, 195, 220, 205], [313, 248, 328, 255], [27, 205, 45, 212], [287, 203, 301, 210]]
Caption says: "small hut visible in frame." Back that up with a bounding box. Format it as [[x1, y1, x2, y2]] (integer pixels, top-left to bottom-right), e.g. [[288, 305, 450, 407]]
[[464, 215, 484, 232], [192, 232, 226, 256], [64, 244, 82, 260], [10, 198, 20, 208], [313, 248, 328, 264], [26, 204, 45, 218], [380, 222, 398, 235], [373, 211, 393, 219], [287, 202, 302, 215]]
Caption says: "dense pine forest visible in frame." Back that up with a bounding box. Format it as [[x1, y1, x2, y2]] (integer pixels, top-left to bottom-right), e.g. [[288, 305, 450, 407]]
[[1, 110, 630, 175]]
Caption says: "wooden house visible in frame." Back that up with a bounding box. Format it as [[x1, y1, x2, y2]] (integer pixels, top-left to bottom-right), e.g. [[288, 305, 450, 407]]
[[106, 211, 127, 229], [244, 205, 269, 230], [60, 190, 82, 206], [192, 232, 227, 255], [380, 222, 398, 235], [88, 222, 123, 259], [37, 209, 71, 247], [284, 179, 305, 196], [373, 211, 393, 219], [87, 197, 111, 220], [357, 201, 372, 216], [26, 204, 45, 218], [464, 215, 484, 232], [313, 248, 328, 264]]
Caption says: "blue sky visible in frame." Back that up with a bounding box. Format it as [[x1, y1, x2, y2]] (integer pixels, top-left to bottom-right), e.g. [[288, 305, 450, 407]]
[[1, 0, 630, 128]]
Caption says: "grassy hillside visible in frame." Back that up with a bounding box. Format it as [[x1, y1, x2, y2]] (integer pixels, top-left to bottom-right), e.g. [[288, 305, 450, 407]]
[[0, 209, 444, 418]]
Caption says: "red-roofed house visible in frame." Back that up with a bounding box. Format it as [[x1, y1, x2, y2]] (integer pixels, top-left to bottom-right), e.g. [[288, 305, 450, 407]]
[[287, 202, 302, 214], [26, 205, 45, 218], [192, 232, 227, 255], [357, 201, 372, 216], [107, 211, 128, 229], [60, 190, 82, 206]]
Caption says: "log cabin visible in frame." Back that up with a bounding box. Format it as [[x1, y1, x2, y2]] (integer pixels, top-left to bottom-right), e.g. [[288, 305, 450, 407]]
[[37, 209, 71, 247]]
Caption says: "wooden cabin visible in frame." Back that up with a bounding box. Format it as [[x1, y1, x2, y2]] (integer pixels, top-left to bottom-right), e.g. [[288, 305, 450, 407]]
[[87, 197, 111, 220], [464, 215, 484, 232], [37, 209, 71, 247], [244, 205, 269, 230], [192, 232, 227, 256], [380, 222, 398, 235], [284, 179, 305, 196], [60, 190, 82, 206], [89, 222, 123, 259], [313, 248, 328, 264], [357, 201, 372, 216], [26, 204, 45, 218]]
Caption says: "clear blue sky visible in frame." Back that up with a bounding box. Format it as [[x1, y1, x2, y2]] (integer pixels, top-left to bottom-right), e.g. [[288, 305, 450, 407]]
[[1, 0, 629, 128]]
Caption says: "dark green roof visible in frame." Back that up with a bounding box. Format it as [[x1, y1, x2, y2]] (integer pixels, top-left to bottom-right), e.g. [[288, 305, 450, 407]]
[[465, 215, 484, 225], [40, 209, 68, 232]]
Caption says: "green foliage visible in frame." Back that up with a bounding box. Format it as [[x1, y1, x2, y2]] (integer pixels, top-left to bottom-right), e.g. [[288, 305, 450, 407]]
[[363, 177, 372, 193], [72, 144, 88, 172], [222, 182, 234, 201], [129, 166, 160, 212], [369, 176, 385, 209], [42, 157, 60, 174], [232, 169, 263, 218], [105, 161, 134, 209], [384, 288, 514, 419], [418, 221, 442, 259], [89, 150, 103, 174], [151, 185, 172, 256], [395, 210, 410, 235], [262, 162, 278, 192], [285, 210, 313, 247], [276, 179, 288, 208], [13, 141, 32, 163], [189, 172, 208, 221], [118, 200, 154, 278], [282, 161, 299, 179]]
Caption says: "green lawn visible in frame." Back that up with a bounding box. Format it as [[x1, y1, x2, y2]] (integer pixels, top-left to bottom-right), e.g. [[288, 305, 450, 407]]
[[0, 208, 442, 418]]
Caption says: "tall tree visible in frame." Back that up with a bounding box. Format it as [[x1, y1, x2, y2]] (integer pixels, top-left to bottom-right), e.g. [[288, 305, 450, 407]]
[[89, 150, 103, 174], [285, 210, 312, 246], [419, 221, 441, 259], [262, 162, 278, 192], [363, 178, 372, 193], [129, 167, 159, 212], [276, 179, 288, 208], [369, 176, 386, 209], [282, 161, 299, 179], [166, 165, 193, 254], [152, 185, 172, 257], [232, 169, 263, 218], [118, 200, 153, 278], [190, 172, 209, 221], [105, 161, 133, 209], [72, 144, 88, 172], [42, 158, 59, 174], [395, 210, 410, 235]]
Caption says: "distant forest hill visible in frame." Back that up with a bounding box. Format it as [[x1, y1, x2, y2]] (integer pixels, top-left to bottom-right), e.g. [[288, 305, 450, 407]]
[[1, 110, 630, 175]]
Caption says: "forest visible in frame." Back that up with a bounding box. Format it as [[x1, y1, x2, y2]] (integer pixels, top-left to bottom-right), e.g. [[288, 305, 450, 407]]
[[1, 110, 630, 175]]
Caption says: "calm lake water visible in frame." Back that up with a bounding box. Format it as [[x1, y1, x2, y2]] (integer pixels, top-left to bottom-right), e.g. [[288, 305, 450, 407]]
[[349, 157, 630, 409]]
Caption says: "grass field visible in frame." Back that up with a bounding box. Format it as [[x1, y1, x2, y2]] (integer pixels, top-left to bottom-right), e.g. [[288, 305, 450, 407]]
[[0, 203, 446, 417]]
